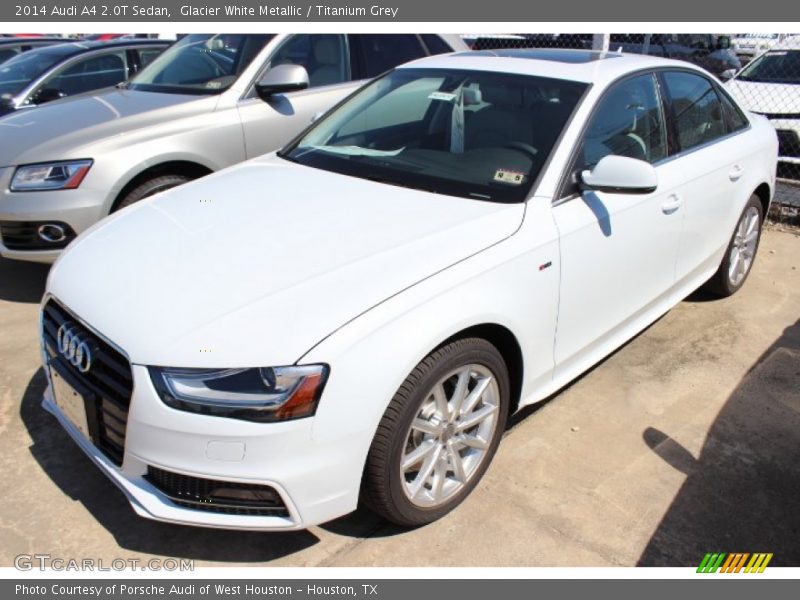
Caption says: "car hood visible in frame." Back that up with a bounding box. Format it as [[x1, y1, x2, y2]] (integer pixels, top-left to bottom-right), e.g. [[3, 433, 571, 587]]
[[726, 79, 800, 115], [0, 88, 215, 167], [48, 155, 526, 367]]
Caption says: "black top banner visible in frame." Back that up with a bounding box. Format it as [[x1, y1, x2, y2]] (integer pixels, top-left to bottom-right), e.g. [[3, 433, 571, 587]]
[[3, 0, 800, 22]]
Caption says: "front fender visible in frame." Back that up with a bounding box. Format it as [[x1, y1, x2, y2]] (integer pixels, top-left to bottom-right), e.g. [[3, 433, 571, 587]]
[[300, 195, 560, 452]]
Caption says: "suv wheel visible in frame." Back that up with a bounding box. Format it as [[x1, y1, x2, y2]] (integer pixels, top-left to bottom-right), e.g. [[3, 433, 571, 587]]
[[114, 174, 191, 212]]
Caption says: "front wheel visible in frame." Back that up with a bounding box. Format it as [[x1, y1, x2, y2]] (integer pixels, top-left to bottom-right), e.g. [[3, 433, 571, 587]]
[[361, 338, 510, 527], [113, 174, 191, 212], [705, 195, 764, 297]]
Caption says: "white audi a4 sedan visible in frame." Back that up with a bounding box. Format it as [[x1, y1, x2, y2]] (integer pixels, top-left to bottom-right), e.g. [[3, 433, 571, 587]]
[[41, 49, 777, 530]]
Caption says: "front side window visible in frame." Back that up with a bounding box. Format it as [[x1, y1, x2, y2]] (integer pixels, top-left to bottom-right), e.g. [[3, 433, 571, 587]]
[[268, 34, 348, 88], [662, 71, 726, 151], [579, 73, 666, 169], [281, 68, 587, 203], [0, 48, 19, 63], [0, 47, 75, 97], [38, 51, 126, 98], [129, 34, 274, 94]]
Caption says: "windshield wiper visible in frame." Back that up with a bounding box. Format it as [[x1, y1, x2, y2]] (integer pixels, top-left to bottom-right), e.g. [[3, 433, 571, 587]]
[[364, 174, 438, 194]]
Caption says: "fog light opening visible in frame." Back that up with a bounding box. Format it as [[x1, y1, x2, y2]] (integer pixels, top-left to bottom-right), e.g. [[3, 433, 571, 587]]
[[37, 223, 67, 243]]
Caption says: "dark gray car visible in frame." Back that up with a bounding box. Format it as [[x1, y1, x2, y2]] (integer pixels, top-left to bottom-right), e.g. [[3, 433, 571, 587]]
[[0, 37, 66, 65], [0, 39, 169, 116]]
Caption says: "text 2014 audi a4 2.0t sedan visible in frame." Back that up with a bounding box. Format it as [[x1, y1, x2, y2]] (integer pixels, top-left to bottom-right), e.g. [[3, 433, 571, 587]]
[[41, 49, 777, 530]]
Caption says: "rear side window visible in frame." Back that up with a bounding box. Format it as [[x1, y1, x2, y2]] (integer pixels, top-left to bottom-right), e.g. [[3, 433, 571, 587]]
[[351, 35, 428, 79], [137, 48, 163, 70], [717, 88, 749, 133], [420, 35, 454, 55], [662, 71, 726, 151], [579, 73, 667, 169]]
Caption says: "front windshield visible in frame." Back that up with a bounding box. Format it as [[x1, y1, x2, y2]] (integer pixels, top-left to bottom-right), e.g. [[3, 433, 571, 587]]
[[738, 50, 800, 84], [282, 68, 587, 203], [128, 34, 274, 94], [0, 46, 74, 97]]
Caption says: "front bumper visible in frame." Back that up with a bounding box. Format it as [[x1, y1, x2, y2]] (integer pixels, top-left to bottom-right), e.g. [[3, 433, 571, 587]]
[[42, 363, 365, 530], [0, 170, 110, 263]]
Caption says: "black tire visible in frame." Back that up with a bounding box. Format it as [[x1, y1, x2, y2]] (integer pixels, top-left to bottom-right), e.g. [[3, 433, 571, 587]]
[[361, 338, 510, 527], [113, 174, 191, 212], [705, 194, 764, 297]]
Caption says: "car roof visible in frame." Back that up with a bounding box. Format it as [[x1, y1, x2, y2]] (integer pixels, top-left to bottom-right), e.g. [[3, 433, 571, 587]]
[[0, 37, 67, 45], [399, 48, 702, 84], [6, 38, 169, 60]]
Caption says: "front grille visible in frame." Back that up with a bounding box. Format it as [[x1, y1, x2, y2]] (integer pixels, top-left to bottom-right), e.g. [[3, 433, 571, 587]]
[[42, 299, 133, 466], [145, 466, 290, 517], [776, 130, 800, 158], [0, 221, 76, 250]]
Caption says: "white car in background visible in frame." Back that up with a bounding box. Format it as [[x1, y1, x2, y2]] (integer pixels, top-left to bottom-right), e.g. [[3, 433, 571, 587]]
[[731, 34, 786, 61], [41, 50, 777, 530], [725, 46, 800, 169]]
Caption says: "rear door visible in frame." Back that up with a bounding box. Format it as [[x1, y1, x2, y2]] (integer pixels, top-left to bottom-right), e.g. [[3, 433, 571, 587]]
[[659, 70, 754, 282], [552, 72, 687, 377]]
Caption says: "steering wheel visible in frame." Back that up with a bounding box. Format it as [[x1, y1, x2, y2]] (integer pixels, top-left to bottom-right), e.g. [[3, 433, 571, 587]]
[[502, 141, 539, 161]]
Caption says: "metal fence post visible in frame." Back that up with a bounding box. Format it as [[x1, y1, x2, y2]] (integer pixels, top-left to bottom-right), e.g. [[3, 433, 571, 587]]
[[592, 33, 610, 52]]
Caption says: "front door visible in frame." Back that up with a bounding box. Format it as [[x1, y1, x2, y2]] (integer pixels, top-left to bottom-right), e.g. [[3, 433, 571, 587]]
[[237, 34, 358, 159], [552, 72, 686, 378]]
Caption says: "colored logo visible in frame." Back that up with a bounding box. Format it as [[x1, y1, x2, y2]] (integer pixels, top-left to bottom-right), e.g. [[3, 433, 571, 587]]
[[697, 553, 773, 573]]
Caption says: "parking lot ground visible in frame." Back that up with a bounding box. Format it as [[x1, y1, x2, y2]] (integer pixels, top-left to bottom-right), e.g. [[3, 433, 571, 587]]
[[0, 228, 798, 568]]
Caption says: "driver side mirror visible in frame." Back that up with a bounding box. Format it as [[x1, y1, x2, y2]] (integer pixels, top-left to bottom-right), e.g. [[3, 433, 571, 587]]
[[580, 155, 658, 195], [33, 87, 67, 105], [254, 64, 309, 101], [720, 68, 737, 81]]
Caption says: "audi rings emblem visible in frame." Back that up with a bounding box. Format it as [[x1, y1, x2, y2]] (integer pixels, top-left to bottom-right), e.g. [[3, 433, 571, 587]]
[[56, 323, 93, 373]]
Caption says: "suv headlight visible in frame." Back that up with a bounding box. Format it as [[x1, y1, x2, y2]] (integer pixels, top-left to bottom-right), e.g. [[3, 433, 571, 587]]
[[10, 159, 93, 191], [149, 365, 329, 422]]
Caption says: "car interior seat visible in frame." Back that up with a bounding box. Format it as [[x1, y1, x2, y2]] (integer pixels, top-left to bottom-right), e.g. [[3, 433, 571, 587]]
[[309, 36, 345, 87], [465, 81, 535, 150]]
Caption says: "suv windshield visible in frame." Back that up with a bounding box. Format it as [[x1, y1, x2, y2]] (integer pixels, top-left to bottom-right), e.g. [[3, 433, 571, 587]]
[[0, 45, 76, 97], [128, 34, 274, 94], [737, 50, 800, 84], [282, 68, 587, 203]]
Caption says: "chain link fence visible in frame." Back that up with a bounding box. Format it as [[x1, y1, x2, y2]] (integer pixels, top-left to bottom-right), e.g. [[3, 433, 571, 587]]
[[461, 33, 800, 225]]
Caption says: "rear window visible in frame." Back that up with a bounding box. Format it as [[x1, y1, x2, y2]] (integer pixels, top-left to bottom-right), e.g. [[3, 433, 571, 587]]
[[352, 35, 428, 79]]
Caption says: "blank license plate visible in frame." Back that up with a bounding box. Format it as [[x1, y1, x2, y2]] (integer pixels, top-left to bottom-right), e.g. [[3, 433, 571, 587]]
[[51, 367, 90, 439]]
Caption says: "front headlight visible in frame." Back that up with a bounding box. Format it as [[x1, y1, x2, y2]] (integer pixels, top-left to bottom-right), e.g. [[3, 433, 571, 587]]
[[10, 159, 93, 191], [149, 364, 329, 422]]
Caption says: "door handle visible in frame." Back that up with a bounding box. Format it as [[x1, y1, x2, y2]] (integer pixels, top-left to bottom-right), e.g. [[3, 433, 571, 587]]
[[661, 194, 683, 215], [729, 165, 744, 181]]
